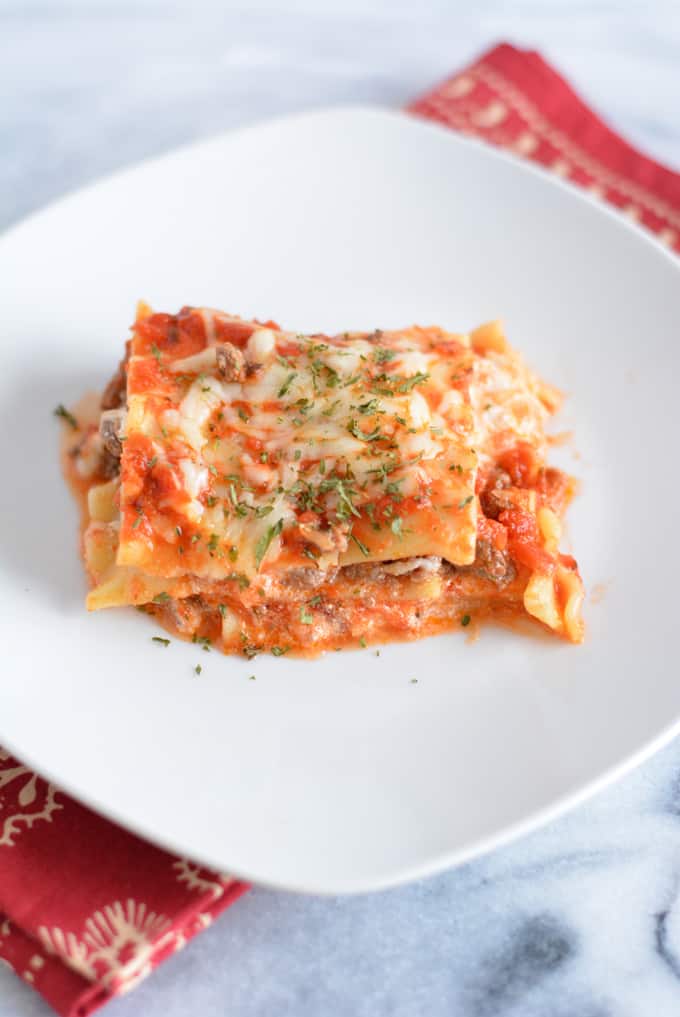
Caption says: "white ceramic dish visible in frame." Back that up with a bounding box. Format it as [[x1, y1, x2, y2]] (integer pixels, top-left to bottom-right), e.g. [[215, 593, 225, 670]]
[[1, 107, 679, 894]]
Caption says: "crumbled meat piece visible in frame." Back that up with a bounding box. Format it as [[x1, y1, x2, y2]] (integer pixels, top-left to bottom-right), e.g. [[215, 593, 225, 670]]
[[482, 488, 518, 518], [99, 448, 120, 479], [480, 468, 512, 518], [483, 486, 536, 517], [470, 539, 516, 587], [216, 343, 246, 382], [99, 408, 126, 458], [162, 596, 204, 635], [280, 568, 329, 592], [101, 340, 131, 410], [341, 557, 442, 582]]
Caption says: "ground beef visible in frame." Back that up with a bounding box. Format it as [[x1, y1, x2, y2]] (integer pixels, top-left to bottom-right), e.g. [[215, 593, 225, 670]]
[[163, 596, 205, 635], [280, 568, 330, 593], [341, 557, 442, 583], [480, 468, 512, 518], [101, 340, 131, 410], [216, 343, 246, 382], [99, 448, 121, 479], [468, 538, 516, 587]]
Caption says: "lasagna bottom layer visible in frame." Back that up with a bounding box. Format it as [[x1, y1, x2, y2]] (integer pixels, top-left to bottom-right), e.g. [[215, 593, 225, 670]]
[[142, 561, 541, 657]]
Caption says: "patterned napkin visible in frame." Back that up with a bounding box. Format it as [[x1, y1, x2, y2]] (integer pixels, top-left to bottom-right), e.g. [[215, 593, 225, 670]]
[[409, 43, 680, 254], [2, 41, 679, 1017], [0, 750, 248, 1015]]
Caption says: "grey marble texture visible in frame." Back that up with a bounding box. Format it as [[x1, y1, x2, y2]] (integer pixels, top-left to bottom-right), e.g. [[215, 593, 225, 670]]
[[2, 2, 680, 1014]]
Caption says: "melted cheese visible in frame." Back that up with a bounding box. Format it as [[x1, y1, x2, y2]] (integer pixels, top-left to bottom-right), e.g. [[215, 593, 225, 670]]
[[85, 308, 565, 609]]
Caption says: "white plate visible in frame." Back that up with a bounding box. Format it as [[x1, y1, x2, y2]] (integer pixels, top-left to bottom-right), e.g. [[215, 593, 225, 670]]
[[1, 107, 679, 894]]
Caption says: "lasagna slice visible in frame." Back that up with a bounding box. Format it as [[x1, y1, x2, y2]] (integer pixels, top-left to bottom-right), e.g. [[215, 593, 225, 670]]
[[61, 304, 584, 656]]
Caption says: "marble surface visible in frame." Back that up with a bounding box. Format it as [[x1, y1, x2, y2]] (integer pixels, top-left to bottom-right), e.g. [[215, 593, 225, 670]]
[[2, 1, 680, 1014]]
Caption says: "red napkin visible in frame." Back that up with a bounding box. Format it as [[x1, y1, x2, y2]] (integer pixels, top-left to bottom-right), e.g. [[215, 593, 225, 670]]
[[3, 42, 679, 1017], [408, 43, 680, 253], [0, 750, 248, 1016]]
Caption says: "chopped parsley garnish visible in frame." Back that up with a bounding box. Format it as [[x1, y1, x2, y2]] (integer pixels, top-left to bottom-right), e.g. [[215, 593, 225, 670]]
[[397, 372, 429, 393], [152, 592, 170, 604], [152, 637, 170, 647], [248, 674, 256, 680], [54, 404, 78, 429], [207, 533, 220, 553], [299, 605, 313, 624], [364, 503, 380, 531], [390, 516, 403, 537], [409, 677, 418, 684], [150, 343, 163, 364], [373, 348, 395, 363], [359, 637, 367, 648], [255, 518, 284, 568], [319, 477, 360, 518], [368, 456, 399, 480], [194, 664, 202, 676], [206, 495, 218, 507], [357, 398, 380, 415], [278, 372, 297, 397], [237, 407, 250, 423], [461, 614, 471, 627], [294, 449, 302, 461], [255, 505, 274, 518], [350, 533, 370, 556], [228, 546, 239, 562], [458, 495, 474, 509], [324, 364, 340, 388], [259, 451, 269, 463], [218, 604, 227, 617], [308, 595, 323, 607], [271, 646, 290, 656], [348, 419, 381, 442]]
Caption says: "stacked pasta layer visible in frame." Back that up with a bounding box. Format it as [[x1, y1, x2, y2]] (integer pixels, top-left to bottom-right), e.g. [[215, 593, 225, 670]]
[[64, 305, 584, 655]]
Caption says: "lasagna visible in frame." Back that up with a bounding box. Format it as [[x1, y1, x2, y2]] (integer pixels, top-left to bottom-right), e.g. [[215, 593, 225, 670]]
[[60, 304, 584, 656]]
